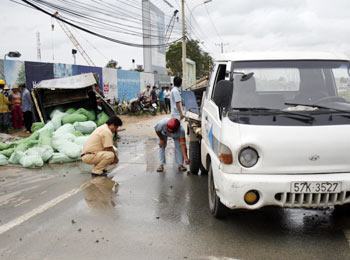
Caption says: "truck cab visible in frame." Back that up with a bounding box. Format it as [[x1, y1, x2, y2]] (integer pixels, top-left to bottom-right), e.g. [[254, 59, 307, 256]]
[[189, 51, 350, 217]]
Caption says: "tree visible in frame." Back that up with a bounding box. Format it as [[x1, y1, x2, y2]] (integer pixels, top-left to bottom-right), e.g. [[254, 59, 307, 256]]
[[106, 59, 118, 69], [166, 40, 213, 78]]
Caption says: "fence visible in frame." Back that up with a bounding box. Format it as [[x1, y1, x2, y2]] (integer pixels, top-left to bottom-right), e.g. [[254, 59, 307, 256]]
[[0, 59, 171, 102]]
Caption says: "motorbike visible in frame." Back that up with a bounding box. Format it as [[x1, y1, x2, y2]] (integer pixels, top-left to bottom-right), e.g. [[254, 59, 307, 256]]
[[139, 95, 157, 115]]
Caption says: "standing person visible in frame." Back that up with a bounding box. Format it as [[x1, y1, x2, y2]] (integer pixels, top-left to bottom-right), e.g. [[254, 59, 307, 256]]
[[155, 118, 190, 172], [81, 116, 123, 177], [11, 85, 23, 130], [3, 85, 12, 131], [164, 86, 171, 113], [158, 87, 167, 114], [170, 77, 185, 120], [19, 84, 33, 133], [0, 80, 10, 133], [151, 86, 158, 104]]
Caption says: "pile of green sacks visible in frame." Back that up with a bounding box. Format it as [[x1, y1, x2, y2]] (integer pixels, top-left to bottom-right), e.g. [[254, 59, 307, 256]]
[[0, 108, 110, 168]]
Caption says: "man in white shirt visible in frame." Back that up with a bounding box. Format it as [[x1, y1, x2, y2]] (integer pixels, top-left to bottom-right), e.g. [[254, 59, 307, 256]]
[[170, 77, 185, 120], [164, 86, 171, 113]]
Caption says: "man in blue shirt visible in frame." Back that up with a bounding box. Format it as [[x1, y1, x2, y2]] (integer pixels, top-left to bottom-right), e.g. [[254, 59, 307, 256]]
[[19, 84, 33, 133], [158, 87, 167, 114], [154, 118, 189, 172]]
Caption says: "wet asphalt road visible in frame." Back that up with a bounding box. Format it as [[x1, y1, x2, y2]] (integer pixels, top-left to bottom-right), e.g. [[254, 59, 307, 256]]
[[1, 135, 350, 260]]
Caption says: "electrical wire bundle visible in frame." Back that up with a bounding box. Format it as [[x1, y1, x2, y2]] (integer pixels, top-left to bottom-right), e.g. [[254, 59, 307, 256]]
[[13, 0, 182, 48]]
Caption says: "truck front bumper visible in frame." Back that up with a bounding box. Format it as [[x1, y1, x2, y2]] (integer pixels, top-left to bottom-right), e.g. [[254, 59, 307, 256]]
[[215, 170, 350, 210]]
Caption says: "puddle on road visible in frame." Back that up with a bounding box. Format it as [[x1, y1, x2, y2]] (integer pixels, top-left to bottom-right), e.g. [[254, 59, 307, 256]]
[[83, 177, 118, 211]]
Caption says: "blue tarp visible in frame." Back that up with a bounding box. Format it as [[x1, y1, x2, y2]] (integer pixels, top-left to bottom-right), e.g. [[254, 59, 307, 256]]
[[117, 70, 140, 101], [182, 90, 199, 114]]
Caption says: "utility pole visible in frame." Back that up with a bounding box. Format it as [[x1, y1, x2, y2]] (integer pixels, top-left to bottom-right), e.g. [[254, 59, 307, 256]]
[[216, 42, 229, 54], [36, 32, 41, 61], [181, 0, 187, 90]]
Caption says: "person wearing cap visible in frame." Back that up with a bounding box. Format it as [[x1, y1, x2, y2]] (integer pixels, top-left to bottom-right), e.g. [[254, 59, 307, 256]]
[[81, 116, 123, 177], [11, 85, 23, 130], [0, 80, 11, 133], [154, 118, 190, 172]]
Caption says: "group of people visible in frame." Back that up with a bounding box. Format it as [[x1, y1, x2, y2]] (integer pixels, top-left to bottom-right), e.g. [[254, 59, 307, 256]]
[[0, 80, 33, 134], [142, 84, 172, 114], [82, 76, 189, 177]]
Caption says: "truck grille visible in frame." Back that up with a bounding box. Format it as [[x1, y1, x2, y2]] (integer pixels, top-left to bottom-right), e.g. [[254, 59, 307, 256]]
[[274, 191, 350, 208]]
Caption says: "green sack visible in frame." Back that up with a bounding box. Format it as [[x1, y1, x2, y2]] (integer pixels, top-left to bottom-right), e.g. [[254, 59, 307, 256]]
[[62, 113, 87, 125], [0, 148, 15, 158], [31, 122, 45, 133], [54, 124, 75, 138], [73, 131, 83, 137], [74, 136, 89, 146], [20, 154, 44, 168], [38, 129, 52, 146], [15, 140, 39, 152], [73, 121, 97, 134], [66, 108, 77, 114], [50, 109, 64, 120], [0, 142, 11, 151], [9, 151, 25, 164], [0, 154, 8, 166], [49, 153, 77, 164], [75, 108, 96, 121], [26, 145, 54, 163], [96, 112, 109, 126]]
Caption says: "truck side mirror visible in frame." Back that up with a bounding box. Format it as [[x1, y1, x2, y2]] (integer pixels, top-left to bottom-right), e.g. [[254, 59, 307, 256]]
[[212, 80, 233, 111]]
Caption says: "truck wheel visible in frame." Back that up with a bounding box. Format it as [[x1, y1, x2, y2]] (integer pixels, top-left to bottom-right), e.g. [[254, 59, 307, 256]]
[[208, 164, 227, 218], [189, 141, 201, 175], [189, 141, 207, 175]]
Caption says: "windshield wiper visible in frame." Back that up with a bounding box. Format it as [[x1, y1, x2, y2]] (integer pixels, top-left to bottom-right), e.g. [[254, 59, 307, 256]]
[[285, 102, 350, 114], [231, 107, 315, 122]]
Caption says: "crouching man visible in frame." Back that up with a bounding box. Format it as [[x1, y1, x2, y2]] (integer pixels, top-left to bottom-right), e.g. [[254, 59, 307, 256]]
[[155, 118, 190, 172], [81, 116, 123, 177]]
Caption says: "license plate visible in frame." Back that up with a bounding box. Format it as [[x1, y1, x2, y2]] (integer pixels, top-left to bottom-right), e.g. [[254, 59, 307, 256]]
[[291, 182, 342, 193]]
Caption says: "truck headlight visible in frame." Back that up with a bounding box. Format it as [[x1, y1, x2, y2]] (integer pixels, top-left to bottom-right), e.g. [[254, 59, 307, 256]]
[[239, 147, 259, 168]]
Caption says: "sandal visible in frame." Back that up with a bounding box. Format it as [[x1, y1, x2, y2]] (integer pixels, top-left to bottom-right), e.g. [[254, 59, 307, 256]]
[[157, 165, 164, 172], [178, 165, 187, 172]]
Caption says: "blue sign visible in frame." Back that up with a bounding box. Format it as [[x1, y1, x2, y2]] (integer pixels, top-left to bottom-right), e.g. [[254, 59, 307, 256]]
[[117, 70, 140, 101]]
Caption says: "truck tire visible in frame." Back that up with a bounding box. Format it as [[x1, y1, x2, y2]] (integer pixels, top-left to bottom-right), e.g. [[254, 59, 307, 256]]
[[208, 164, 228, 218], [189, 141, 201, 175]]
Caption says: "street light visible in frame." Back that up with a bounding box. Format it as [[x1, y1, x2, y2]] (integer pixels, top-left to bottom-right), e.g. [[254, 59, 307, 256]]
[[72, 49, 77, 64], [189, 0, 212, 35], [4, 51, 21, 61]]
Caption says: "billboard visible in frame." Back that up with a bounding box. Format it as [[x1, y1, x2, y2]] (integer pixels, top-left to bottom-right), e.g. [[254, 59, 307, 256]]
[[25, 61, 54, 90], [102, 68, 117, 103], [142, 0, 167, 75]]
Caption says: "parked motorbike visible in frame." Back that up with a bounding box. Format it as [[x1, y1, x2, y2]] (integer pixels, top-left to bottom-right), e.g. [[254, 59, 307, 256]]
[[139, 95, 157, 115]]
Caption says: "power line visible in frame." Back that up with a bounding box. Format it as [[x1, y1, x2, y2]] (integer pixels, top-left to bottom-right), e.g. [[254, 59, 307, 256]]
[[20, 0, 182, 48], [204, 5, 223, 42]]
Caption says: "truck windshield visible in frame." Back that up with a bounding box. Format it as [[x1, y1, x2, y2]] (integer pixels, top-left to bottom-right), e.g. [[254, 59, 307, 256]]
[[231, 60, 350, 112]]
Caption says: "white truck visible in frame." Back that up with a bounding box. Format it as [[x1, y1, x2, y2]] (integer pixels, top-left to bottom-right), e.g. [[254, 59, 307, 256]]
[[185, 51, 350, 218]]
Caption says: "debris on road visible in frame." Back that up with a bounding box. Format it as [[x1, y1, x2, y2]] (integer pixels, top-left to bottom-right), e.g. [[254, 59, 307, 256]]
[[0, 107, 109, 168]]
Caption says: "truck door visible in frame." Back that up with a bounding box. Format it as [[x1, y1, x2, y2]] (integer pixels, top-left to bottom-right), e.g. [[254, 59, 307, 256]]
[[201, 62, 230, 165]]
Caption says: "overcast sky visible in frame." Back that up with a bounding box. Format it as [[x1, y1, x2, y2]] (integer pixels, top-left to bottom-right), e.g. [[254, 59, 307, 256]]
[[1, 0, 350, 68]]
